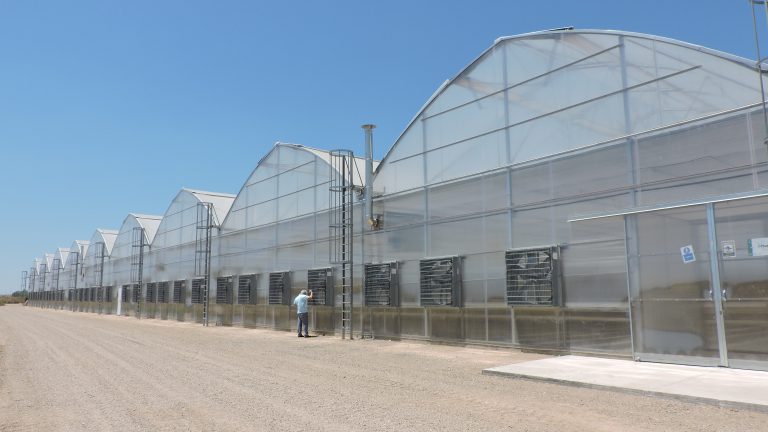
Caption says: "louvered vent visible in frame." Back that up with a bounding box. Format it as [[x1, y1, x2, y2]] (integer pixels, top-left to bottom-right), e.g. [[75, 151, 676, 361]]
[[364, 262, 399, 306], [505, 247, 560, 306], [157, 282, 169, 303], [146, 283, 156, 303], [173, 280, 185, 304], [237, 275, 256, 305], [307, 268, 332, 306], [122, 285, 130, 302], [191, 279, 204, 304], [216, 277, 233, 304], [104, 286, 112, 302], [420, 256, 461, 307], [131, 284, 140, 303], [268, 272, 290, 305]]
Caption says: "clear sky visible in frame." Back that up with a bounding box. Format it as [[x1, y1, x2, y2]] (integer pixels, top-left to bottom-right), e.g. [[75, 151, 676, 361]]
[[0, 0, 763, 294]]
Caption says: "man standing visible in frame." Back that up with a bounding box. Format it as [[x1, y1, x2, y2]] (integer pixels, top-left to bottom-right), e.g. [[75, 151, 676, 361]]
[[293, 289, 313, 337]]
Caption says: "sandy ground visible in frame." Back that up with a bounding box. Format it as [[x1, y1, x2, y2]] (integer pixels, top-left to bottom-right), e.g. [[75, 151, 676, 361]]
[[1, 305, 767, 432]]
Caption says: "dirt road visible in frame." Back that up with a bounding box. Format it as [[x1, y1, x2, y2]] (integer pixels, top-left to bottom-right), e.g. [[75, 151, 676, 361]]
[[0, 305, 766, 431]]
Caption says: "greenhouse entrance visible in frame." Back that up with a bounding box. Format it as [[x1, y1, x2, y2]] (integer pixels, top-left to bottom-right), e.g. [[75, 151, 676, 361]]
[[626, 197, 768, 371]]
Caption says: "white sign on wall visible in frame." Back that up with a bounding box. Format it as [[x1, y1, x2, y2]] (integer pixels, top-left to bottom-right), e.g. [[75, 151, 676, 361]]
[[680, 245, 696, 264], [748, 238, 768, 257], [721, 240, 736, 258]]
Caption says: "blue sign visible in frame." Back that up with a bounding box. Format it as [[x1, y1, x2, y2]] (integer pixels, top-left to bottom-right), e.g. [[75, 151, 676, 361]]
[[680, 245, 696, 264]]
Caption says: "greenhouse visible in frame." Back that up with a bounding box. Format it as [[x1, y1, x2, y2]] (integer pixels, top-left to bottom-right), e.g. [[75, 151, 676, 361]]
[[25, 29, 768, 371]]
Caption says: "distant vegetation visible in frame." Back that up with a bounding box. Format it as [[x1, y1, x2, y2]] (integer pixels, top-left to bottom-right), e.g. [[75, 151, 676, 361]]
[[0, 290, 28, 306]]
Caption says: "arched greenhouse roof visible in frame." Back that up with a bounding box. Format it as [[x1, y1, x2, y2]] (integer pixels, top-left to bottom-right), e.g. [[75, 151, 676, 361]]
[[152, 188, 235, 249], [68, 240, 89, 266], [222, 142, 371, 231], [54, 248, 70, 269], [375, 29, 765, 194], [111, 214, 162, 259], [86, 229, 118, 259]]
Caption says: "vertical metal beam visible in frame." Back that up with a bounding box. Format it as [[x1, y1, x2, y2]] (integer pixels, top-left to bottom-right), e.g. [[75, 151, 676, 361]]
[[706, 203, 729, 367], [750, 0, 768, 150]]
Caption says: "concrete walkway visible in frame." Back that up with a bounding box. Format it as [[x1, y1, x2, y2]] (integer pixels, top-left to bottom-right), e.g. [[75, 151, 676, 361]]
[[484, 355, 768, 412]]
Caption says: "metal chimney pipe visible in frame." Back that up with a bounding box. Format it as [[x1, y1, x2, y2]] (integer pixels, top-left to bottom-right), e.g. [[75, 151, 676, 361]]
[[362, 124, 376, 228]]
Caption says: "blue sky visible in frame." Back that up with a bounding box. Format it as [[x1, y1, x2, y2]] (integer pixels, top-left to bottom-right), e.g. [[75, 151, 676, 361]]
[[0, 0, 762, 294]]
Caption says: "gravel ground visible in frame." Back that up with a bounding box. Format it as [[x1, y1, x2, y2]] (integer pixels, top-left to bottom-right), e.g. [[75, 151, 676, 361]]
[[1, 305, 767, 432]]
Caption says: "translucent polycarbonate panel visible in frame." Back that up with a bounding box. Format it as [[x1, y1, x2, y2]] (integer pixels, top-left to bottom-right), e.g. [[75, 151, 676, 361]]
[[630, 71, 754, 135], [513, 307, 564, 350], [628, 206, 720, 364], [375, 154, 424, 195], [428, 172, 507, 220], [508, 92, 626, 165], [276, 244, 314, 271], [564, 217, 627, 308], [621, 37, 695, 87], [295, 188, 315, 217], [246, 200, 276, 227], [277, 161, 315, 197], [276, 193, 299, 220], [246, 176, 277, 207], [244, 225, 276, 250], [626, 38, 760, 108], [377, 191, 425, 228], [245, 149, 279, 186], [424, 96, 505, 152], [565, 309, 631, 354], [505, 33, 619, 88], [428, 214, 508, 257], [426, 130, 506, 184], [634, 110, 757, 206], [386, 121, 423, 162], [425, 46, 505, 117], [510, 144, 631, 208], [506, 47, 623, 126], [713, 197, 768, 369], [225, 208, 246, 231], [397, 261, 421, 307], [563, 239, 627, 307], [276, 216, 315, 246]]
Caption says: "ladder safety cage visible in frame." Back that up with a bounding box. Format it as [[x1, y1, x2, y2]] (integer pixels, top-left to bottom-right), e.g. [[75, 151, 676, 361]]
[[157, 281, 169, 304], [51, 258, 61, 292], [237, 274, 256, 305], [329, 149, 360, 340], [364, 262, 399, 307], [268, 271, 291, 305], [195, 202, 214, 326], [173, 280, 185, 304], [39, 263, 48, 297], [20, 270, 28, 293], [216, 276, 233, 304], [505, 246, 562, 306], [419, 256, 462, 307], [69, 251, 80, 310], [307, 268, 333, 306], [130, 228, 146, 319]]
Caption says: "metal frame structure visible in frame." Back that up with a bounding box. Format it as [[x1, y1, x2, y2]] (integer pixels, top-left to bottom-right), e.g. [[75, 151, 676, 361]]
[[330, 149, 358, 339], [130, 229, 145, 319], [195, 202, 214, 327]]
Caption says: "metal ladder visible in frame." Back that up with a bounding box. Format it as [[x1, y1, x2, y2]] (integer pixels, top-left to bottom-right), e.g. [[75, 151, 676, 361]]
[[130, 230, 144, 319], [195, 202, 214, 327], [329, 150, 357, 339]]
